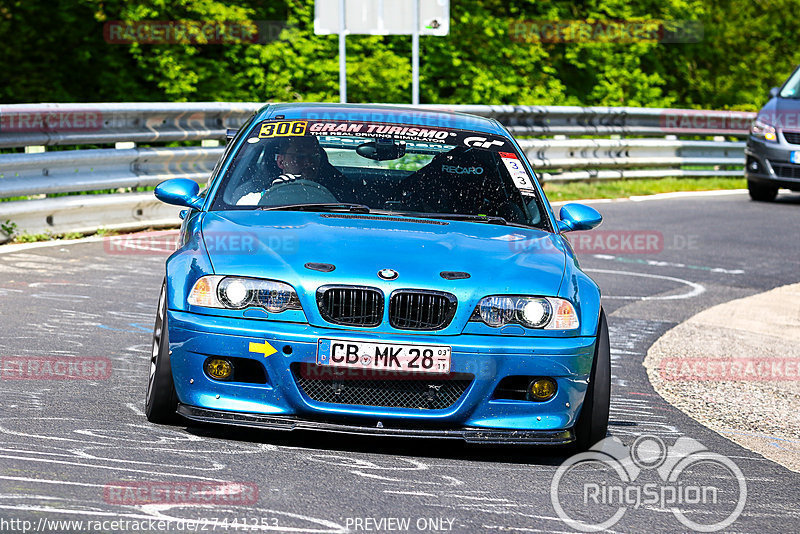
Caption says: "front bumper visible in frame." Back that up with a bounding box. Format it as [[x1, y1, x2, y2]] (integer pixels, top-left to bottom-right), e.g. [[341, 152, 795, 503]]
[[745, 136, 800, 190], [167, 310, 597, 436]]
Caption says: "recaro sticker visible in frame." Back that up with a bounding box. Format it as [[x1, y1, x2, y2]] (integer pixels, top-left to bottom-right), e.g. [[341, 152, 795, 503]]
[[442, 165, 484, 175]]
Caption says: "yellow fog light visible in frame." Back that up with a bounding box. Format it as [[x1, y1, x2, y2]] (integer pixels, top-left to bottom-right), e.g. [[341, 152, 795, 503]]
[[528, 377, 557, 401], [205, 358, 233, 381]]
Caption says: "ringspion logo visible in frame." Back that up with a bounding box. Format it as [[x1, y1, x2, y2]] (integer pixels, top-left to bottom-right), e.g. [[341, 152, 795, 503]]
[[551, 435, 746, 532]]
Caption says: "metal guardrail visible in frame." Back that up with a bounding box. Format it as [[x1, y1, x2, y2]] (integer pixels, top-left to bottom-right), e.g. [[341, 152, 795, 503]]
[[0, 102, 260, 148], [518, 138, 746, 182], [0, 146, 222, 198], [426, 105, 755, 138], [0, 102, 753, 241]]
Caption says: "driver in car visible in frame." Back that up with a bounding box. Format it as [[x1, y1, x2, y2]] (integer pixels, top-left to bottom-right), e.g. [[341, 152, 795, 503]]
[[236, 136, 357, 205]]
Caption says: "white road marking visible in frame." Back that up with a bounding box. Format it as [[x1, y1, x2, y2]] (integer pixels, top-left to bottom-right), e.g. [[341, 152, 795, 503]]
[[593, 254, 745, 274], [125, 403, 145, 416], [628, 189, 748, 202], [446, 494, 513, 502], [383, 490, 438, 497], [352, 471, 464, 486], [0, 475, 186, 490], [586, 268, 706, 300], [483, 526, 576, 533], [0, 453, 232, 481]]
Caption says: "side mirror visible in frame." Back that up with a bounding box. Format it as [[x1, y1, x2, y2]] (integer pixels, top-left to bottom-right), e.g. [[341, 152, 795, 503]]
[[154, 179, 204, 210], [557, 203, 602, 232], [226, 128, 238, 140], [769, 87, 779, 99]]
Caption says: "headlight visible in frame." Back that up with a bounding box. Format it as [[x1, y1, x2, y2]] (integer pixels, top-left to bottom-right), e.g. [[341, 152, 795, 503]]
[[188, 275, 301, 313], [751, 119, 777, 142], [478, 296, 516, 327], [470, 296, 579, 330]]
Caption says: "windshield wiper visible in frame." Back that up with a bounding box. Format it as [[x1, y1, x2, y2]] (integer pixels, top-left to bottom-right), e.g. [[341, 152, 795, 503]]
[[406, 212, 508, 225], [258, 203, 371, 213]]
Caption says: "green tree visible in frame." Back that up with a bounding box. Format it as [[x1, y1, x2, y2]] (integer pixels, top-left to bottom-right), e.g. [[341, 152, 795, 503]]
[[1, 0, 797, 111]]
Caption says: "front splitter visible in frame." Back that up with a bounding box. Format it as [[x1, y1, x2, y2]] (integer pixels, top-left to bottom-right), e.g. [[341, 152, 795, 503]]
[[177, 404, 574, 445]]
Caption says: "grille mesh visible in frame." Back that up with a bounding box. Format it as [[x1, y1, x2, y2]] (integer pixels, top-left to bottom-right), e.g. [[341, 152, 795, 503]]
[[784, 131, 800, 145], [389, 290, 457, 330], [292, 365, 472, 410], [317, 286, 383, 327], [770, 162, 800, 179]]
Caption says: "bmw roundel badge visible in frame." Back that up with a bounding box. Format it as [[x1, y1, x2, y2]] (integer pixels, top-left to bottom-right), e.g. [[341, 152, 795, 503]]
[[378, 269, 398, 280]]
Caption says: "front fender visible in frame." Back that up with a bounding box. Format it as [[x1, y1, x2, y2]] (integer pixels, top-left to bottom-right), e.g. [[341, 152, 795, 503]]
[[557, 235, 602, 338], [165, 211, 213, 312]]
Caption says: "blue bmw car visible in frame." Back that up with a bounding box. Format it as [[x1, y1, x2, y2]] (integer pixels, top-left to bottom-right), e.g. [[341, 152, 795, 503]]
[[147, 103, 609, 450]]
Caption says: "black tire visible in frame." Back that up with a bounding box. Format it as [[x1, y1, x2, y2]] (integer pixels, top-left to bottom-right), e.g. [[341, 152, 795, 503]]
[[145, 281, 181, 424], [748, 180, 778, 202], [572, 309, 610, 451]]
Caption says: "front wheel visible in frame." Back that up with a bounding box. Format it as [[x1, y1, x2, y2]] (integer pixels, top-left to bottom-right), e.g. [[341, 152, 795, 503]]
[[145, 281, 181, 424], [572, 309, 610, 451], [748, 180, 778, 202]]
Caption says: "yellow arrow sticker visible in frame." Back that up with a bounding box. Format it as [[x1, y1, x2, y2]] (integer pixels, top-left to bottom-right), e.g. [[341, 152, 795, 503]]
[[249, 340, 278, 358]]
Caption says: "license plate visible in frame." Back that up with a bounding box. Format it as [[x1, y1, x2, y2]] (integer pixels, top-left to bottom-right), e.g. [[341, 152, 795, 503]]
[[316, 339, 451, 374], [791, 151, 800, 164]]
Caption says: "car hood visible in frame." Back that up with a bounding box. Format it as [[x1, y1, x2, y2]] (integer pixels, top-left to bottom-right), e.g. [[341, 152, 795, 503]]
[[201, 211, 567, 326], [758, 97, 800, 128]]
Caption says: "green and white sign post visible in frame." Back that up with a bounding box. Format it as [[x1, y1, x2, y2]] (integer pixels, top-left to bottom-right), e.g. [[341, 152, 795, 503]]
[[314, 0, 450, 104]]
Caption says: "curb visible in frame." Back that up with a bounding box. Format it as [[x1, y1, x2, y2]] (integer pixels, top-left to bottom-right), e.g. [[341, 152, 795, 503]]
[[643, 283, 800, 472]]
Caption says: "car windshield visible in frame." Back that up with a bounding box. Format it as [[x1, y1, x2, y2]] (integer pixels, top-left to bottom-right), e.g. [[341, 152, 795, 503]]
[[779, 68, 800, 98], [209, 119, 547, 229]]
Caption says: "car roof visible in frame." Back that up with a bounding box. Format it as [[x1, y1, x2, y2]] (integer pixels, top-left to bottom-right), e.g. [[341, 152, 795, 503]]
[[253, 103, 506, 136]]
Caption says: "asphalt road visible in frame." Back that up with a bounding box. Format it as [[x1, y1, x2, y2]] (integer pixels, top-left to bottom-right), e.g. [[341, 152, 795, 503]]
[[0, 190, 799, 533]]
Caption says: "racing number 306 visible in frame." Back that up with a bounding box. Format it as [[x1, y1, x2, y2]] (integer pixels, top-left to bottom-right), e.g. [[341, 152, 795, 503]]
[[258, 120, 307, 138]]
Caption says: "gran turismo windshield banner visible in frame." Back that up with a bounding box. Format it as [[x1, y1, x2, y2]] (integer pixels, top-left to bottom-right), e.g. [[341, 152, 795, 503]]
[[256, 119, 510, 151]]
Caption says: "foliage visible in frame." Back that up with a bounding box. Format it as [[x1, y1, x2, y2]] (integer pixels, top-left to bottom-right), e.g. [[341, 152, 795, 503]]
[[1, 0, 798, 110], [1, 219, 17, 237], [95, 228, 119, 236]]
